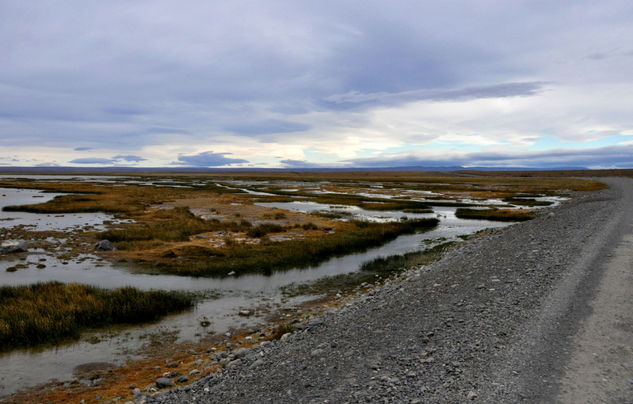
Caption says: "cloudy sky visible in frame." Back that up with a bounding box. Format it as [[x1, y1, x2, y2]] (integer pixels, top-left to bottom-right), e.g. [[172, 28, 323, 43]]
[[1, 1, 633, 169]]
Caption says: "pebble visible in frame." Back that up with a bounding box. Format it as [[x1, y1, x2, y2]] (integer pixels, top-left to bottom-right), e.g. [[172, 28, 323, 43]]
[[226, 359, 242, 368], [279, 333, 291, 342]]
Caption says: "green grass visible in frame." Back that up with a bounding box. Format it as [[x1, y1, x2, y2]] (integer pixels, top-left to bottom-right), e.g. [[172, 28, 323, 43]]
[[150, 218, 439, 276], [0, 282, 194, 351], [455, 208, 536, 222]]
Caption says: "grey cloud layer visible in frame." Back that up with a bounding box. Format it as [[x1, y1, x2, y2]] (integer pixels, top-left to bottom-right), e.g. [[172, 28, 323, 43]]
[[347, 144, 633, 169], [324, 82, 545, 106], [1, 1, 633, 167]]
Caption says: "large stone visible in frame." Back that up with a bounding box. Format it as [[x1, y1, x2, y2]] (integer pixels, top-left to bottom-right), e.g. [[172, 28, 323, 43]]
[[0, 240, 27, 254], [95, 240, 114, 251], [155, 377, 174, 388]]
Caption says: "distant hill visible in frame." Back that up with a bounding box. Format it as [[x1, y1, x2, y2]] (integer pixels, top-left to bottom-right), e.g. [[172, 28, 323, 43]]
[[0, 165, 590, 174]]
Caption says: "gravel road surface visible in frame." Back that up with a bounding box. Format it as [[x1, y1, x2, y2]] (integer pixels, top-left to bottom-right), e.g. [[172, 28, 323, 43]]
[[148, 177, 633, 403]]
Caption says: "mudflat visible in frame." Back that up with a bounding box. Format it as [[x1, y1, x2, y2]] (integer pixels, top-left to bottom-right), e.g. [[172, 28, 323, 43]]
[[148, 177, 633, 403]]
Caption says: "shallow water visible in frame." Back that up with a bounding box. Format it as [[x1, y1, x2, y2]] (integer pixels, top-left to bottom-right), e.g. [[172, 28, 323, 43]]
[[256, 200, 435, 222], [0, 188, 130, 231]]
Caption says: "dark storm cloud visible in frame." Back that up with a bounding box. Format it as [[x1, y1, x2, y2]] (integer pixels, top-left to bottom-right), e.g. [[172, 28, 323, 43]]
[[347, 144, 633, 169], [175, 151, 248, 167]]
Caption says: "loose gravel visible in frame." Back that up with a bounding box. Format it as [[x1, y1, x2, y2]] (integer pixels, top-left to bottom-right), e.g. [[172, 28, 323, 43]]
[[147, 178, 632, 404]]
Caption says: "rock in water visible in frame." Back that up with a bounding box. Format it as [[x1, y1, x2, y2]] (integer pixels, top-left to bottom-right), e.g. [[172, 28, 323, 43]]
[[0, 240, 28, 254], [95, 240, 114, 251]]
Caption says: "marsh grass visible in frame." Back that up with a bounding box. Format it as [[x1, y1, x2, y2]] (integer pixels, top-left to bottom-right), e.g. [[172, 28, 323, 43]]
[[246, 223, 286, 238], [0, 282, 194, 351], [455, 208, 535, 221], [271, 323, 294, 340], [311, 211, 353, 219], [502, 197, 553, 207], [99, 208, 251, 243], [151, 218, 439, 276]]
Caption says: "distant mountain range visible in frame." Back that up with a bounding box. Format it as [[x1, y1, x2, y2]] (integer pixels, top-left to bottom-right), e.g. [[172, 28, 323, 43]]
[[0, 165, 590, 173]]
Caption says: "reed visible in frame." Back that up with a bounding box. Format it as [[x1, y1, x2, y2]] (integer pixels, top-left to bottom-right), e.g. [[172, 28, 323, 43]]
[[0, 282, 193, 351]]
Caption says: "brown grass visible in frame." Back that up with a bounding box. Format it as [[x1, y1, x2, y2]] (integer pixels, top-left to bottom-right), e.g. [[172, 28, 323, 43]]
[[455, 208, 536, 221]]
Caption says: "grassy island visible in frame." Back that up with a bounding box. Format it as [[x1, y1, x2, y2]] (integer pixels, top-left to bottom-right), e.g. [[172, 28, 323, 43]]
[[0, 282, 194, 351]]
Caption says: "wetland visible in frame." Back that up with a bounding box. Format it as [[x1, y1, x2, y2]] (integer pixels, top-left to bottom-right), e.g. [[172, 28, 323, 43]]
[[0, 171, 604, 402]]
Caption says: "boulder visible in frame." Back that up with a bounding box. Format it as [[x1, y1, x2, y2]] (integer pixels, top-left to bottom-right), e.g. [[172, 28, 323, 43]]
[[0, 240, 28, 254], [95, 240, 114, 251], [155, 377, 174, 388]]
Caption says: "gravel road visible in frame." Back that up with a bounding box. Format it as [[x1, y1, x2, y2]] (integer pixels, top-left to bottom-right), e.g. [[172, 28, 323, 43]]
[[148, 177, 633, 403]]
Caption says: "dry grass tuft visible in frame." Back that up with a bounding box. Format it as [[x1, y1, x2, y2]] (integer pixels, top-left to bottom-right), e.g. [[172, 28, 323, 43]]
[[455, 208, 536, 222]]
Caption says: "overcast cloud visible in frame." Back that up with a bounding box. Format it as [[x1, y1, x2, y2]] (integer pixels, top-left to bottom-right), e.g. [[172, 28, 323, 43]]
[[1, 1, 632, 168]]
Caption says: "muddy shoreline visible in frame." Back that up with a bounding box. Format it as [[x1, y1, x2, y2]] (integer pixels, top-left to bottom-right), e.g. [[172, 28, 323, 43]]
[[149, 178, 633, 403]]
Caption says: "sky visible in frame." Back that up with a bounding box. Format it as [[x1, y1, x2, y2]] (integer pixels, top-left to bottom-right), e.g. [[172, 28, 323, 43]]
[[1, 1, 633, 169]]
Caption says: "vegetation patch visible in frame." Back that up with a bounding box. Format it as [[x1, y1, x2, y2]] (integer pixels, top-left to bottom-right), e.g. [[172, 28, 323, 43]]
[[0, 282, 194, 351], [99, 207, 251, 243], [246, 223, 286, 238], [402, 208, 434, 213], [143, 218, 439, 277], [455, 207, 536, 222], [502, 197, 554, 207], [311, 211, 353, 219]]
